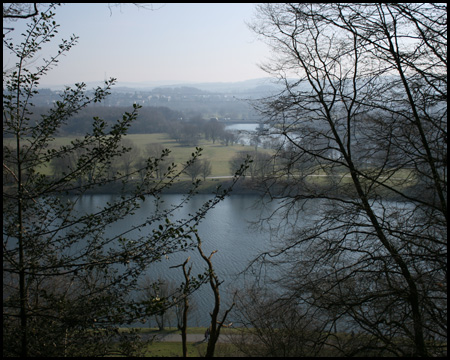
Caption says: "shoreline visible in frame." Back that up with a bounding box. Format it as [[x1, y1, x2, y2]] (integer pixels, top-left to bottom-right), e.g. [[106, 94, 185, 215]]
[[4, 177, 422, 201]]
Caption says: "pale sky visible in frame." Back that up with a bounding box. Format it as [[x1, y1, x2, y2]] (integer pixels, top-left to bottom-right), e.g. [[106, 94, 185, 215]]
[[3, 3, 271, 88]]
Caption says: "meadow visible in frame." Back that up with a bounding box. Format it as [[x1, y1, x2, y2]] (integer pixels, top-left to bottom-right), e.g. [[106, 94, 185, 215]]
[[110, 327, 244, 357], [3, 133, 268, 178], [125, 133, 260, 177], [4, 132, 417, 195]]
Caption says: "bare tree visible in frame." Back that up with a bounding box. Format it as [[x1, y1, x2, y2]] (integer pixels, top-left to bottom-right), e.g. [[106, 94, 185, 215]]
[[170, 258, 192, 358], [117, 138, 141, 179], [195, 232, 235, 358], [230, 150, 271, 181], [233, 286, 323, 357], [200, 159, 212, 181], [106, 3, 164, 16], [3, 3, 39, 20], [248, 3, 446, 357], [144, 143, 174, 179], [183, 155, 203, 182], [204, 118, 225, 144]]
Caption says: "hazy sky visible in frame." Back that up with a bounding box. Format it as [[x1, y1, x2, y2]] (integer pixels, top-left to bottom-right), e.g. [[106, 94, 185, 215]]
[[3, 3, 272, 87]]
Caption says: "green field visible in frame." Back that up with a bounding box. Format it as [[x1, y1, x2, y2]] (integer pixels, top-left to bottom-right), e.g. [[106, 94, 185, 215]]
[[113, 340, 240, 357], [124, 133, 259, 177], [4, 133, 268, 178], [4, 133, 417, 195], [111, 327, 243, 357]]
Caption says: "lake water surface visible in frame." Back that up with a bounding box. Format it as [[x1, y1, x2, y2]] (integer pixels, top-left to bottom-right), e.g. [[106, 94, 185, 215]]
[[70, 193, 414, 327], [72, 193, 302, 326]]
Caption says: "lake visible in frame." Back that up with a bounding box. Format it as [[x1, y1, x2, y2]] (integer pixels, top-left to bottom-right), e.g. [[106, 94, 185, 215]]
[[224, 123, 260, 132], [71, 193, 307, 327], [225, 122, 284, 147], [61, 192, 415, 328]]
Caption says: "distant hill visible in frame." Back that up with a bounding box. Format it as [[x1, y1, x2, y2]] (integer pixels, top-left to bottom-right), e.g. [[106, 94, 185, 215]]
[[162, 78, 278, 93], [39, 77, 282, 96]]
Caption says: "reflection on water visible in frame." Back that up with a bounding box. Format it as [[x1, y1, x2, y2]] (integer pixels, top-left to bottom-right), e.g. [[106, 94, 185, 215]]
[[66, 193, 413, 327], [69, 193, 417, 327], [71, 194, 294, 326]]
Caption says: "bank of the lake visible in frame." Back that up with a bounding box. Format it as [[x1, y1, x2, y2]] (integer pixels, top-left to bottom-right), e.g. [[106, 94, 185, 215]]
[[71, 176, 423, 202]]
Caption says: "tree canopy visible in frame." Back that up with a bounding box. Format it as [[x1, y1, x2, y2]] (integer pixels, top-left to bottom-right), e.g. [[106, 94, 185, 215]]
[[242, 3, 447, 357]]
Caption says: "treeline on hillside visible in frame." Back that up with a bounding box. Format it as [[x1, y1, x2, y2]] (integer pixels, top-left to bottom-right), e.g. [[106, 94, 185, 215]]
[[25, 85, 261, 121], [166, 116, 237, 147], [19, 106, 239, 147], [21, 106, 183, 136]]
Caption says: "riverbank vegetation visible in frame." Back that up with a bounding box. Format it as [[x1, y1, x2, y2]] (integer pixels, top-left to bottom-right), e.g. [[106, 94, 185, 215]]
[[4, 131, 418, 199]]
